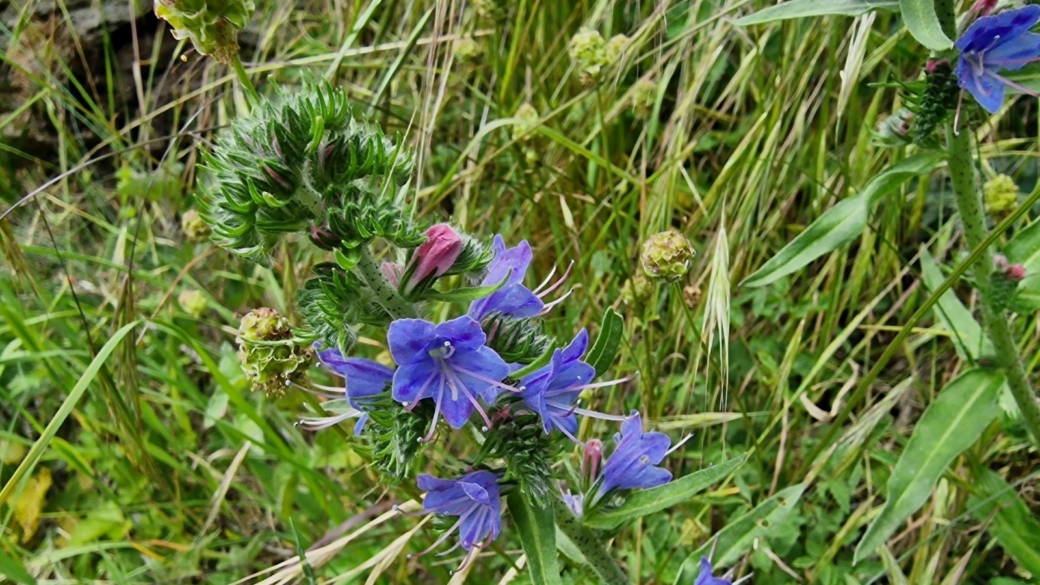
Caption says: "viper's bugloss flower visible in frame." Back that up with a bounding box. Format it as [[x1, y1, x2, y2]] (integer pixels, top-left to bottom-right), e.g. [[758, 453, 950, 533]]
[[315, 347, 393, 434], [520, 330, 627, 443], [418, 470, 503, 557], [469, 236, 544, 319], [403, 224, 464, 295], [955, 5, 1040, 113], [389, 316, 510, 438], [694, 557, 743, 585], [595, 411, 672, 500]]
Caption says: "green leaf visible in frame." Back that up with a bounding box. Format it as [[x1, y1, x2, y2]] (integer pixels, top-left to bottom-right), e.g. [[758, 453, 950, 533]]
[[583, 456, 745, 530], [853, 368, 1005, 564], [423, 277, 508, 303], [742, 153, 942, 288], [1004, 218, 1040, 309], [0, 321, 140, 507], [672, 483, 807, 584], [734, 0, 899, 26], [969, 468, 1040, 576], [0, 550, 36, 585], [919, 247, 992, 360], [899, 0, 953, 51], [586, 309, 624, 377], [508, 490, 563, 585]]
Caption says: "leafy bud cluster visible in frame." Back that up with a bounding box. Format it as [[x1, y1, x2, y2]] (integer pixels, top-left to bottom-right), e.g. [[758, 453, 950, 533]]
[[154, 0, 255, 64]]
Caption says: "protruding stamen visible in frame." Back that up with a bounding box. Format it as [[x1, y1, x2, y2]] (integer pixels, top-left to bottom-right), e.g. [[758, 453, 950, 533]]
[[453, 366, 524, 393], [538, 289, 574, 315], [536, 261, 574, 298], [543, 376, 631, 398]]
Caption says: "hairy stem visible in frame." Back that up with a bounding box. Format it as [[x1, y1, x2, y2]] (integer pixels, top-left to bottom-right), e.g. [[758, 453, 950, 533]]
[[232, 55, 261, 105], [946, 127, 1040, 448], [551, 493, 629, 585], [357, 246, 418, 320]]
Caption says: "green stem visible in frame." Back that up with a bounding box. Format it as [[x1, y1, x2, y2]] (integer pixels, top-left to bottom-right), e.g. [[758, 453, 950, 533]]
[[946, 128, 1040, 448], [551, 493, 630, 585], [232, 54, 261, 106], [356, 246, 418, 320]]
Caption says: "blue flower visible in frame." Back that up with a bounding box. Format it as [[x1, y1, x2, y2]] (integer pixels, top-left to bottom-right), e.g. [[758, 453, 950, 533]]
[[595, 411, 672, 500], [956, 5, 1040, 113], [469, 235, 544, 319], [309, 347, 393, 434], [417, 470, 503, 554], [388, 315, 510, 438], [694, 557, 736, 585], [520, 330, 627, 442]]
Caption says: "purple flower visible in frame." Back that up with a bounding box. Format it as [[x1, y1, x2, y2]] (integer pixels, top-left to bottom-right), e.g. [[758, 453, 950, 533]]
[[956, 5, 1040, 113], [694, 557, 738, 585], [520, 330, 627, 442], [418, 470, 503, 555], [388, 316, 510, 438], [312, 347, 393, 434], [595, 411, 672, 500], [468, 235, 544, 319]]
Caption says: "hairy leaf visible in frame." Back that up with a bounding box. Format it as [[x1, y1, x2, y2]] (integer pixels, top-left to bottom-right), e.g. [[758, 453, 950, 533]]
[[734, 0, 899, 26], [900, 0, 953, 51], [509, 490, 563, 585]]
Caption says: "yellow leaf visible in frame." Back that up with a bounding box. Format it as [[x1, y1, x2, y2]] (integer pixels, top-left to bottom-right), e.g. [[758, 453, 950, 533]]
[[15, 467, 52, 543]]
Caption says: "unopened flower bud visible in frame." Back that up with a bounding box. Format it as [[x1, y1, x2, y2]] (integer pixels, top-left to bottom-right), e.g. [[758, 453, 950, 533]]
[[641, 230, 695, 282], [604, 34, 629, 64], [632, 77, 658, 116], [569, 28, 607, 81], [1006, 264, 1026, 281], [237, 308, 311, 397], [984, 174, 1019, 215], [990, 254, 1027, 312], [621, 274, 652, 304], [875, 109, 915, 148], [154, 0, 255, 64], [582, 439, 604, 485], [309, 223, 341, 251], [381, 262, 403, 287], [181, 209, 209, 241], [402, 224, 463, 295], [178, 289, 208, 317]]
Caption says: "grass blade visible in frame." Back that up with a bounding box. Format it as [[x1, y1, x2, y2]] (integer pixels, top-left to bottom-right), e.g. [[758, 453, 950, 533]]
[[734, 0, 900, 26]]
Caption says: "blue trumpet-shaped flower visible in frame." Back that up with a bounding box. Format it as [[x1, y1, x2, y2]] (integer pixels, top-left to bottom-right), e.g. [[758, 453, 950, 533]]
[[417, 470, 503, 553], [596, 411, 672, 499], [469, 235, 544, 319], [388, 315, 510, 437], [313, 347, 393, 434], [520, 329, 626, 442], [694, 557, 735, 585], [956, 5, 1040, 113]]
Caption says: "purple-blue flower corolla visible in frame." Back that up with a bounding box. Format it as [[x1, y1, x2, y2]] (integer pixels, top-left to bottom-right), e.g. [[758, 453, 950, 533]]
[[520, 329, 628, 443], [417, 470, 503, 565], [388, 315, 510, 438], [470, 235, 563, 319], [694, 557, 751, 585], [956, 5, 1040, 113], [300, 347, 393, 434], [593, 411, 672, 501]]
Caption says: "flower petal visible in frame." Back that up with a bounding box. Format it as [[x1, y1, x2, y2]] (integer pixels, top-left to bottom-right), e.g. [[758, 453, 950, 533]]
[[956, 5, 1040, 53], [558, 328, 590, 364], [388, 318, 436, 365], [434, 315, 487, 351], [986, 31, 1040, 70], [460, 481, 492, 506], [451, 346, 510, 403], [437, 375, 476, 429], [392, 360, 439, 404]]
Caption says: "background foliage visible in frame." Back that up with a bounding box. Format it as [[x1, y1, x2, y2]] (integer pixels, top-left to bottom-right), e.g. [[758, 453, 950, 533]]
[[1, 0, 1039, 583]]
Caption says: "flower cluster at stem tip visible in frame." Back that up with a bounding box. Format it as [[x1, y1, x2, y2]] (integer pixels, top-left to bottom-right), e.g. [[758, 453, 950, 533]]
[[188, 81, 685, 570]]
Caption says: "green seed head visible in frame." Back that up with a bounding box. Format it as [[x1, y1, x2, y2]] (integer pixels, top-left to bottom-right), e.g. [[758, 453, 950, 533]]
[[984, 174, 1019, 215], [236, 307, 312, 397], [454, 38, 481, 60], [177, 290, 208, 317], [641, 230, 695, 282]]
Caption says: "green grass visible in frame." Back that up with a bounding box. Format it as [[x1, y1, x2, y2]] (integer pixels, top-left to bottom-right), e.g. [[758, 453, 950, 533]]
[[2, 0, 1039, 583]]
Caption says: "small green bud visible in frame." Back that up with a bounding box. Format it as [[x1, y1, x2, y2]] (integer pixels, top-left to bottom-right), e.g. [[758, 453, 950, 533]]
[[641, 230, 695, 282], [512, 103, 539, 141], [874, 109, 915, 148], [603, 34, 629, 65], [154, 0, 255, 64], [632, 78, 658, 116], [181, 209, 210, 241], [620, 273, 651, 304], [178, 289, 208, 317], [236, 307, 312, 398], [454, 37, 481, 60], [984, 174, 1019, 215]]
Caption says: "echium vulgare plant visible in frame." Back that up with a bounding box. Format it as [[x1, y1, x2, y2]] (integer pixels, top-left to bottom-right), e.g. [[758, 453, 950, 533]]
[[737, 0, 1040, 572], [191, 72, 745, 585]]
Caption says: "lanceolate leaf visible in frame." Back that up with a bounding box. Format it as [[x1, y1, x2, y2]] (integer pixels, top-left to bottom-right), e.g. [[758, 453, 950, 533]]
[[919, 247, 992, 360], [587, 309, 624, 377], [508, 490, 563, 585], [741, 153, 942, 288], [853, 369, 1005, 564], [899, 0, 953, 51], [734, 0, 899, 26], [970, 468, 1040, 576], [583, 456, 746, 530], [672, 484, 807, 584]]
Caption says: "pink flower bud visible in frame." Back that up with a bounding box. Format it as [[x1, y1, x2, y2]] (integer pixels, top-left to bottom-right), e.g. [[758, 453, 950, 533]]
[[994, 254, 1009, 270], [404, 224, 463, 294], [381, 262, 403, 287], [582, 439, 604, 484], [1006, 264, 1026, 281], [972, 0, 997, 16]]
